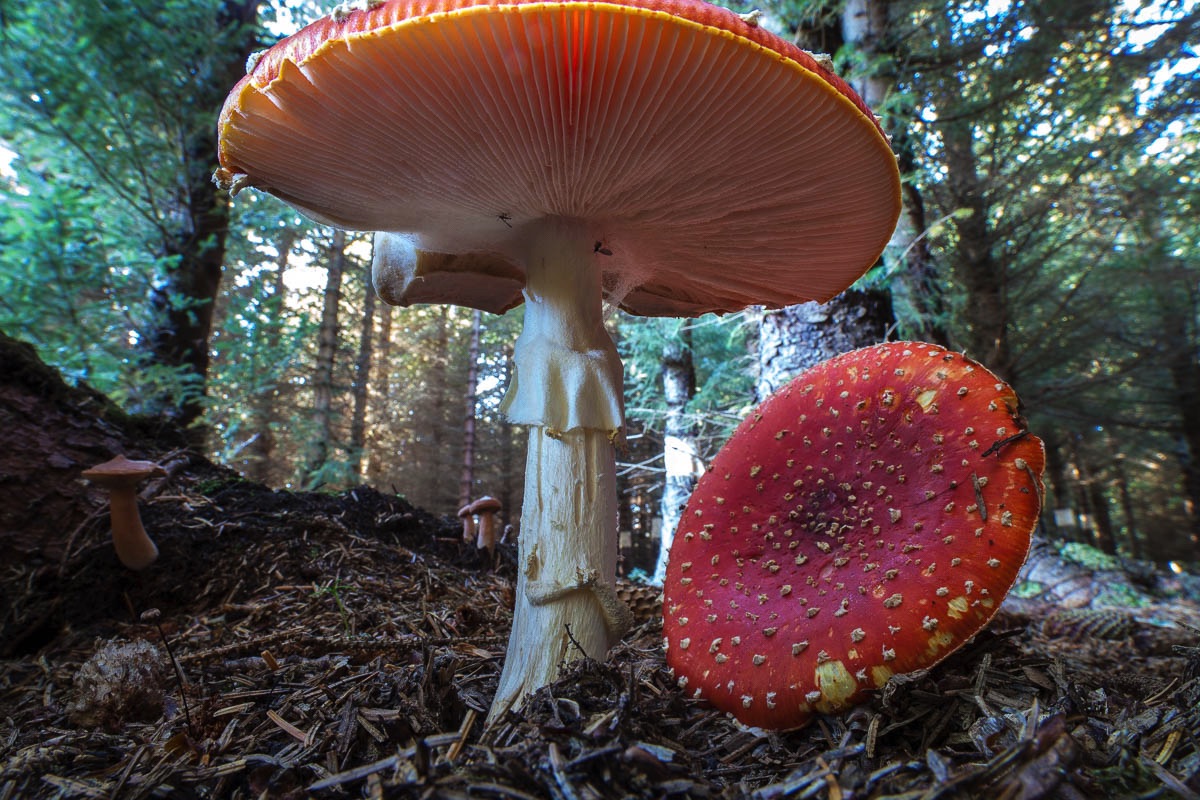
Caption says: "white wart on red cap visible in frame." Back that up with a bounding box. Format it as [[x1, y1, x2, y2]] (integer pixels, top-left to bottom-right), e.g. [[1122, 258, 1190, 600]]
[[663, 342, 1045, 730]]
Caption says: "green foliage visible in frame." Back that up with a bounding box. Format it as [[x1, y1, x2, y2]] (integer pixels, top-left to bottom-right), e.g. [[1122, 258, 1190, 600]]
[[619, 313, 756, 457], [1094, 582, 1151, 609], [1011, 580, 1048, 599], [1059, 542, 1121, 572], [0, 0, 264, 415], [312, 577, 353, 634], [1, 0, 1197, 564]]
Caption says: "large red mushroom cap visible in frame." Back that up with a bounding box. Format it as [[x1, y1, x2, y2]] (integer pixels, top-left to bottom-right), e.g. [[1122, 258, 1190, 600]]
[[662, 342, 1045, 730], [214, 0, 901, 316]]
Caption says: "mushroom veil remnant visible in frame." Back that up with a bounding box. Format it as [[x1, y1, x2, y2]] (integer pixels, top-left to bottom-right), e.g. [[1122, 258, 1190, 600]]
[[663, 342, 1045, 730], [215, 0, 901, 721]]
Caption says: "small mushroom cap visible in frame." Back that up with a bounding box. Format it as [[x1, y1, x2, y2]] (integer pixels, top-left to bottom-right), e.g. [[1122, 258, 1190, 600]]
[[216, 0, 900, 317], [82, 455, 166, 488], [457, 504, 475, 519], [662, 342, 1044, 730], [468, 496, 502, 514]]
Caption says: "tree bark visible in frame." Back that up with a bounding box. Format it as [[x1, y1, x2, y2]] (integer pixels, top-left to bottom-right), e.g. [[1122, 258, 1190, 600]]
[[422, 307, 453, 510], [349, 256, 376, 481], [144, 0, 261, 436], [1137, 197, 1200, 557], [941, 111, 1011, 378], [753, 0, 917, 404], [243, 229, 294, 485], [757, 289, 895, 401], [302, 230, 346, 488], [892, 125, 951, 346], [1160, 274, 1200, 556], [460, 309, 482, 506], [1041, 430, 1077, 540], [366, 302, 393, 486], [844, 0, 949, 347], [653, 326, 701, 584]]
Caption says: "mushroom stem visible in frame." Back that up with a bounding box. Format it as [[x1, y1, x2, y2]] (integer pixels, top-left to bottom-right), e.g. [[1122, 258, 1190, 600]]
[[108, 487, 159, 571], [489, 220, 625, 723], [499, 219, 624, 433]]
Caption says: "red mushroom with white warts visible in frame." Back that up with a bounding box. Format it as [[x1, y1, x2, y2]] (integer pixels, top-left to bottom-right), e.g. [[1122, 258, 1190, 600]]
[[663, 342, 1045, 730], [214, 0, 901, 722]]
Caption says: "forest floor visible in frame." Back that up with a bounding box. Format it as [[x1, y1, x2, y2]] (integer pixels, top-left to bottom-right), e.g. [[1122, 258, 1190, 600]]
[[1, 331, 1199, 799], [2, 459, 1200, 800]]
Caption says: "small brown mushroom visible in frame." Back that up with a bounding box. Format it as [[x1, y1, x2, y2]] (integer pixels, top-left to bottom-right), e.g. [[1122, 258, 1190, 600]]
[[469, 496, 503, 555], [458, 503, 477, 544], [82, 455, 166, 570]]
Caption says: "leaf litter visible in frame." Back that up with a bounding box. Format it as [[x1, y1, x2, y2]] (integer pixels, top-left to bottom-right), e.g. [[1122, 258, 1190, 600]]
[[1, 458, 1199, 799]]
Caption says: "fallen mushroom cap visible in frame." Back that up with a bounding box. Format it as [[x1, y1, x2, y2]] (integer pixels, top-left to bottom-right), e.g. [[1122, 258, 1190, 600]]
[[215, 0, 901, 316], [662, 342, 1045, 730]]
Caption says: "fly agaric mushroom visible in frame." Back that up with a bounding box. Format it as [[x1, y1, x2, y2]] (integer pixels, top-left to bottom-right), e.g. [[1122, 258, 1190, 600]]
[[214, 0, 901, 722], [662, 342, 1045, 730], [469, 496, 503, 554], [82, 455, 167, 571]]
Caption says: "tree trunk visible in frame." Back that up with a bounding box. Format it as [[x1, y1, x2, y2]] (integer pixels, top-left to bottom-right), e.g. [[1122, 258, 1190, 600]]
[[892, 126, 951, 346], [757, 289, 896, 401], [1139, 200, 1200, 557], [1084, 475, 1117, 556], [302, 230, 346, 488], [244, 229, 294, 485], [499, 344, 518, 532], [1112, 456, 1141, 558], [349, 256, 376, 481], [844, 0, 949, 347], [752, 0, 911, 406], [460, 309, 482, 506], [366, 302, 393, 487], [940, 104, 1011, 378], [1041, 430, 1077, 540], [653, 327, 700, 584], [144, 0, 260, 436], [1156, 268, 1200, 556], [422, 306, 453, 509]]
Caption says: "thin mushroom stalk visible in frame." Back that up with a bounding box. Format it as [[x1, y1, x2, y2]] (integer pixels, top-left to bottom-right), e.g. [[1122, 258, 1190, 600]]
[[83, 455, 166, 571], [107, 486, 159, 570]]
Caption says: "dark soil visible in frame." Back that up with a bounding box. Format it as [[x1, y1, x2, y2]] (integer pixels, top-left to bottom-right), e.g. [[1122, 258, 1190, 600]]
[[2, 333, 1199, 799]]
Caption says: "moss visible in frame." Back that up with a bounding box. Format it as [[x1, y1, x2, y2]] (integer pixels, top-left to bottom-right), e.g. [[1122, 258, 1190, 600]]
[[194, 476, 248, 496], [1094, 582, 1150, 609], [1012, 580, 1047, 599], [1058, 541, 1120, 571]]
